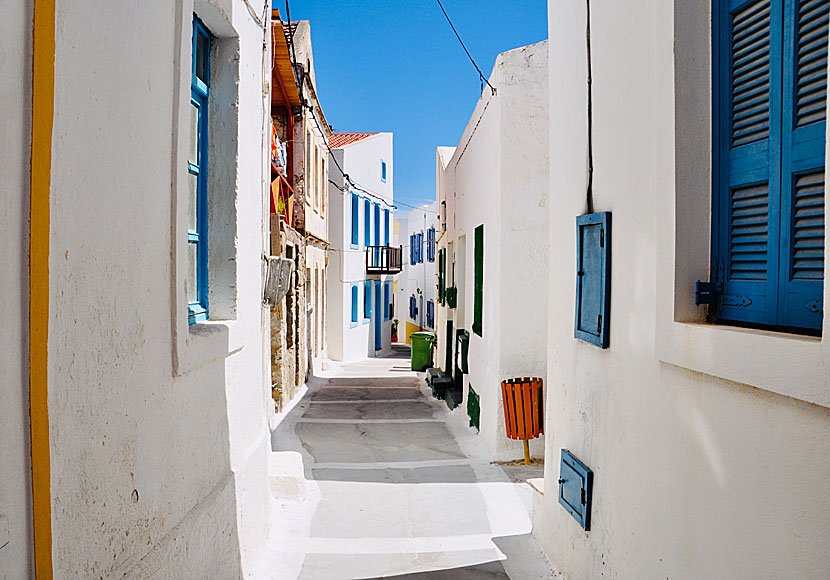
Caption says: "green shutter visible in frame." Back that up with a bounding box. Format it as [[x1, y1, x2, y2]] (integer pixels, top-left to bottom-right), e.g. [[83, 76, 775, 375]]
[[473, 225, 484, 336], [438, 249, 446, 305]]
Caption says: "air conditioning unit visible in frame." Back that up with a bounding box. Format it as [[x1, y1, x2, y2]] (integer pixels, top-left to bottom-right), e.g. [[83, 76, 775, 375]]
[[264, 256, 295, 307]]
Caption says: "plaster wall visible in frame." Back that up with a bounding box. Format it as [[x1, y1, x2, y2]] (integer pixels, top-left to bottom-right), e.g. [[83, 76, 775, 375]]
[[535, 2, 830, 579], [403, 204, 438, 333], [437, 42, 549, 461], [43, 0, 272, 576], [326, 134, 395, 361], [0, 1, 34, 576]]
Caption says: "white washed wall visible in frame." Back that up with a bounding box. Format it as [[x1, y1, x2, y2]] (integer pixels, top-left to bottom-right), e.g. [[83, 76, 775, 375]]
[[404, 204, 438, 332], [37, 0, 272, 577], [437, 42, 549, 461], [535, 2, 830, 578], [0, 1, 34, 577], [327, 134, 395, 361]]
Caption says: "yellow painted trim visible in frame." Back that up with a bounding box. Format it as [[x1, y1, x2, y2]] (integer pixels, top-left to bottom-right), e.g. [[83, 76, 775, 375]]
[[30, 0, 55, 577]]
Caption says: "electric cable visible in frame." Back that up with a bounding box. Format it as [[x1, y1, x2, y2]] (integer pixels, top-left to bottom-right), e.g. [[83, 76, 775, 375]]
[[585, 0, 595, 214], [435, 0, 496, 95]]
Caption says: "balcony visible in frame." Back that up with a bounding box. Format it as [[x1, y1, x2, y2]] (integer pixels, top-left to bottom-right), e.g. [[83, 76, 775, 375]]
[[366, 245, 403, 275]]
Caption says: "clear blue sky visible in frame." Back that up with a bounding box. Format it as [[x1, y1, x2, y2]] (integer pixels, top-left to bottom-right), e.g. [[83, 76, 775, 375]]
[[275, 0, 548, 214]]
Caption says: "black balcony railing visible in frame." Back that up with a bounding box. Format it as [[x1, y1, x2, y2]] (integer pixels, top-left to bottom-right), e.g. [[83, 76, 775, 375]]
[[366, 245, 403, 275]]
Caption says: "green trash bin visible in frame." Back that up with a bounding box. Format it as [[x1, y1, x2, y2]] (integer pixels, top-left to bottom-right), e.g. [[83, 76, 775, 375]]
[[410, 332, 435, 372]]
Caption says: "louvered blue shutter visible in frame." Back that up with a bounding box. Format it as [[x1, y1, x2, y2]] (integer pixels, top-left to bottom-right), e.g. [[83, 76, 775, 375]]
[[715, 0, 782, 326], [779, 0, 827, 329], [714, 0, 826, 330]]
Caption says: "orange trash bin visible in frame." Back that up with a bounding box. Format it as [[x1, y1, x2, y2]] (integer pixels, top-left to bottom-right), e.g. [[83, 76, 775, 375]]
[[501, 377, 544, 464]]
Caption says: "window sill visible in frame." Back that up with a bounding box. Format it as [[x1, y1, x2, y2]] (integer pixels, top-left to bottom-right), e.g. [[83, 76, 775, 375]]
[[174, 318, 243, 377], [656, 319, 828, 408]]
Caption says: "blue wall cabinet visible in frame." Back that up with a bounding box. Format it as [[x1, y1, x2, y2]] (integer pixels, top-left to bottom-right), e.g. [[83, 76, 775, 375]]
[[558, 449, 593, 530], [574, 212, 611, 348]]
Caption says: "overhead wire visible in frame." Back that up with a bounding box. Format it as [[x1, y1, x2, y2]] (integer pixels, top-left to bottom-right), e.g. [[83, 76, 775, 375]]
[[435, 0, 496, 95], [283, 0, 437, 216]]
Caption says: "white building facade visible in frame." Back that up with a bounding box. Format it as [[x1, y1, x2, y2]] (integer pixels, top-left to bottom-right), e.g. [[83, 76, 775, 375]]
[[534, 2, 830, 579], [2, 1, 274, 577], [402, 204, 439, 343], [435, 41, 550, 460], [327, 132, 398, 361]]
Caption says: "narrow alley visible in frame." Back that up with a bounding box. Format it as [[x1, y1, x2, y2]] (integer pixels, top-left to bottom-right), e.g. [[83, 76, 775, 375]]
[[258, 346, 559, 579]]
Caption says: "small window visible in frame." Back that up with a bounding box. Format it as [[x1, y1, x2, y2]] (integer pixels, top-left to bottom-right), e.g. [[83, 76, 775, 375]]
[[351, 283, 359, 327], [381, 160, 387, 182], [187, 17, 211, 325], [426, 300, 434, 329], [351, 192, 360, 247], [363, 280, 371, 322], [416, 232, 423, 263]]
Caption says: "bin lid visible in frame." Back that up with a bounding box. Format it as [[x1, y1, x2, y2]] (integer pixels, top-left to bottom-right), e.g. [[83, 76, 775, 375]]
[[411, 332, 435, 339]]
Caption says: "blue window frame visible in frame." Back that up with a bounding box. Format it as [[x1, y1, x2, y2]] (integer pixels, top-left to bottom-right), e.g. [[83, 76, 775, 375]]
[[351, 192, 359, 248], [350, 283, 359, 328], [363, 280, 371, 322], [416, 232, 423, 263], [384, 281, 391, 320], [426, 300, 434, 329], [574, 212, 611, 348], [374, 202, 381, 246], [409, 295, 418, 320], [384, 209, 390, 246], [364, 199, 371, 247], [188, 17, 211, 325], [381, 160, 387, 182], [710, 0, 826, 332], [410, 234, 416, 265]]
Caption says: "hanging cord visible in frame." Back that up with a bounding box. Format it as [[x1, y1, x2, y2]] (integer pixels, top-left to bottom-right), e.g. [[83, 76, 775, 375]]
[[435, 0, 496, 96], [585, 0, 595, 214]]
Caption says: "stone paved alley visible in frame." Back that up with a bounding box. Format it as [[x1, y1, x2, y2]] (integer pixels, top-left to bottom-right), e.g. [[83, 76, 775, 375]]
[[253, 347, 560, 580]]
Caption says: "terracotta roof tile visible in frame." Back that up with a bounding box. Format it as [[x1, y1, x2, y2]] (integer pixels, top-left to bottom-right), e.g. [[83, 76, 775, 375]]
[[328, 132, 378, 149]]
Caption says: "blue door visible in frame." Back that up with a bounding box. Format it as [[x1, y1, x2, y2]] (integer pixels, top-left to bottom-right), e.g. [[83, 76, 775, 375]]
[[374, 281, 382, 350]]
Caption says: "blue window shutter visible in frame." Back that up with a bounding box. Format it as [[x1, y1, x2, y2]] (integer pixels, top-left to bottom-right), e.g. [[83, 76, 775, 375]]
[[574, 213, 611, 348], [778, 0, 827, 329], [351, 193, 359, 246], [374, 203, 381, 246], [364, 280, 371, 320], [384, 209, 390, 246], [712, 0, 825, 330], [364, 199, 371, 246], [351, 284, 359, 325], [714, 0, 780, 326]]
